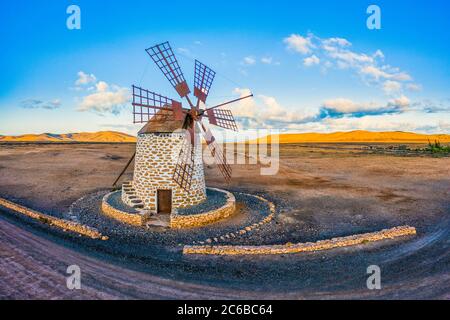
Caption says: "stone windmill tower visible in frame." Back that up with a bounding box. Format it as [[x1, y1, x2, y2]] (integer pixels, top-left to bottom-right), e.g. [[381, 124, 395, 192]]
[[113, 42, 253, 215]]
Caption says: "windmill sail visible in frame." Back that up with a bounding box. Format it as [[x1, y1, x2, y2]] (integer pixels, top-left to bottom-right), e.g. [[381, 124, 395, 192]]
[[173, 129, 195, 191], [194, 60, 216, 104], [132, 85, 184, 123], [146, 42, 191, 98], [207, 108, 238, 131], [200, 122, 232, 182]]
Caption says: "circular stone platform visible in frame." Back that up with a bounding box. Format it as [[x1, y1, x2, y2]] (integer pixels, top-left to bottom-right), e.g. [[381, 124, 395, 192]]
[[101, 187, 236, 229], [68, 190, 274, 246]]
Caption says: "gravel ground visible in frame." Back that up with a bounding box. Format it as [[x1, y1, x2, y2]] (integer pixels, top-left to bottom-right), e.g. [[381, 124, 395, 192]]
[[178, 188, 227, 215], [106, 188, 229, 216], [106, 191, 139, 214]]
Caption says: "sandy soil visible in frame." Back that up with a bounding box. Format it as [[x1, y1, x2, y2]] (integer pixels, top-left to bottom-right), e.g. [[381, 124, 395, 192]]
[[0, 142, 449, 299]]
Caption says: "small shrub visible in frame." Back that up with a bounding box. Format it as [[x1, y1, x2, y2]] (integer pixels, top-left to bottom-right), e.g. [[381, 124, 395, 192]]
[[427, 140, 450, 154]]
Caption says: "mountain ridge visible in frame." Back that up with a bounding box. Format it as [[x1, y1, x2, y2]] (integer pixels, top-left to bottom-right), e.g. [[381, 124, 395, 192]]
[[0, 131, 137, 142], [251, 130, 450, 143]]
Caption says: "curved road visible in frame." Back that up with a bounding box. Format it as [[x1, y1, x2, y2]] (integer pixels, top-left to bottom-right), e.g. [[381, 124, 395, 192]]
[[0, 215, 264, 299]]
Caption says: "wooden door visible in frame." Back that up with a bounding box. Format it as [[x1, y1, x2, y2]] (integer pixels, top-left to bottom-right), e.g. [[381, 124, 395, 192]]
[[157, 190, 172, 214]]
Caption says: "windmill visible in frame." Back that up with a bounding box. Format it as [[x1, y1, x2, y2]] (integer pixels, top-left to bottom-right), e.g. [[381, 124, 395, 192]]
[[114, 41, 253, 214]]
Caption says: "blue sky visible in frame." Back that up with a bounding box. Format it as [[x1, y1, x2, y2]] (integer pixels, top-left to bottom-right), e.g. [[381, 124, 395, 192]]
[[1, 0, 449, 137]]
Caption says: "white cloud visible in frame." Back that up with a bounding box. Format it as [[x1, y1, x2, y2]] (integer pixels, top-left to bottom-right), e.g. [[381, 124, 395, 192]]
[[258, 95, 292, 120], [283, 34, 313, 54], [230, 87, 416, 130], [303, 55, 320, 67], [230, 88, 315, 128], [360, 65, 389, 80], [329, 51, 374, 68], [75, 71, 96, 86], [383, 80, 402, 94], [231, 88, 257, 118], [322, 98, 367, 113], [320, 97, 409, 116], [76, 73, 130, 115], [373, 49, 384, 59], [322, 37, 352, 48], [20, 99, 61, 110], [284, 33, 416, 96], [261, 56, 273, 64], [243, 56, 256, 65], [318, 95, 410, 119], [388, 95, 410, 109], [96, 81, 109, 92], [178, 47, 190, 55], [78, 85, 129, 115], [406, 83, 422, 91]]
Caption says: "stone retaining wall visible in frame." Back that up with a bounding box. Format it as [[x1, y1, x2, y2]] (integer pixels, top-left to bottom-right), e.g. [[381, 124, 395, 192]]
[[183, 225, 416, 255], [0, 197, 105, 240], [101, 192, 146, 226], [170, 188, 236, 229]]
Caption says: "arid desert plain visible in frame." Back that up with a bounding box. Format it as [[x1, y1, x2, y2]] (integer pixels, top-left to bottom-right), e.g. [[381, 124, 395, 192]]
[[0, 141, 449, 299]]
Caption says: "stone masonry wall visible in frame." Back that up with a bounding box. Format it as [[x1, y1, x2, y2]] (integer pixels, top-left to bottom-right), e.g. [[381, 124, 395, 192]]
[[132, 132, 206, 213], [102, 192, 145, 226], [0, 197, 105, 240], [183, 226, 417, 255], [170, 188, 236, 229]]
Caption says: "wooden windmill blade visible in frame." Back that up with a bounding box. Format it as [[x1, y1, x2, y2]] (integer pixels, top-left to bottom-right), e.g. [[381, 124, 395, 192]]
[[145, 42, 191, 98], [132, 85, 184, 123], [200, 93, 253, 131], [194, 60, 216, 107], [200, 122, 232, 182], [173, 127, 196, 191], [207, 108, 238, 131]]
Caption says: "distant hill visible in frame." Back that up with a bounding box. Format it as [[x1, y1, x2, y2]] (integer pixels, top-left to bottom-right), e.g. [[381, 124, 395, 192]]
[[0, 131, 137, 143], [250, 130, 450, 144]]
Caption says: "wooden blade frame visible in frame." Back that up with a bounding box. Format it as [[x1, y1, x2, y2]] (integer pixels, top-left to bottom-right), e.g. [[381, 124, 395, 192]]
[[146, 42, 191, 98], [207, 108, 238, 131], [200, 122, 232, 182], [194, 60, 216, 105], [132, 85, 183, 123], [173, 130, 195, 191]]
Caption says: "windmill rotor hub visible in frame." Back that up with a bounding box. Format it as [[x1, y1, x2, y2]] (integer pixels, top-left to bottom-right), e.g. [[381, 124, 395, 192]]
[[189, 108, 201, 121]]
